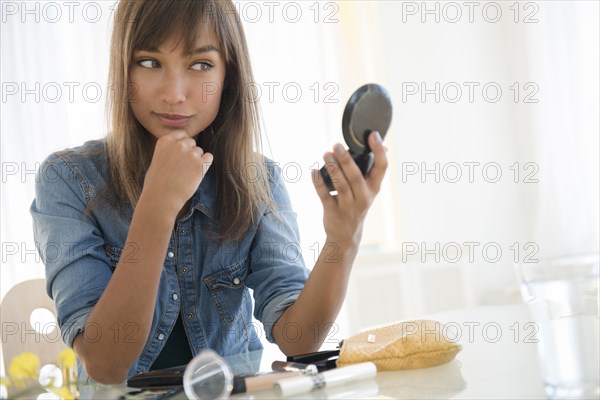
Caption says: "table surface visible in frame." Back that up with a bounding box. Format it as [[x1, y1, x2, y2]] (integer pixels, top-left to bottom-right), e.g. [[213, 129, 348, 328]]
[[10, 304, 549, 399], [229, 303, 547, 400]]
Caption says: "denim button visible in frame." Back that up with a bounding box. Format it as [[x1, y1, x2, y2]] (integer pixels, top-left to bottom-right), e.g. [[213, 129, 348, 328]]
[[167, 251, 174, 258], [180, 228, 186, 234], [158, 333, 165, 340], [233, 277, 241, 285], [181, 267, 188, 273], [172, 294, 178, 301], [187, 313, 193, 319]]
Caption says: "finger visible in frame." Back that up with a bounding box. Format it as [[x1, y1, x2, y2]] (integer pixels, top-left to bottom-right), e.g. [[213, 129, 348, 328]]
[[321, 154, 340, 193], [191, 146, 205, 158], [190, 149, 212, 180], [323, 152, 349, 195], [332, 144, 369, 207], [311, 169, 336, 208], [172, 138, 197, 154], [199, 152, 214, 176], [367, 131, 388, 193], [181, 137, 198, 148], [166, 130, 188, 140]]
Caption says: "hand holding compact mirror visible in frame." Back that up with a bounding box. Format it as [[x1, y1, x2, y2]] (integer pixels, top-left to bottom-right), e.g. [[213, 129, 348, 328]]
[[320, 83, 393, 192]]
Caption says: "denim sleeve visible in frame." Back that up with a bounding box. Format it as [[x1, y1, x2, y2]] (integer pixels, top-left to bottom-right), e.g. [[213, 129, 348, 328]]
[[246, 163, 310, 344], [30, 154, 112, 347]]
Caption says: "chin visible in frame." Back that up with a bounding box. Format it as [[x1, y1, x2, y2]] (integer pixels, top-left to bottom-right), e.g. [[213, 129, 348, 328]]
[[154, 126, 190, 138]]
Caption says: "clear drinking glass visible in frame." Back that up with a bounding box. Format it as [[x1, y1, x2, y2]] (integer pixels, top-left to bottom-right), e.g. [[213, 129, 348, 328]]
[[516, 254, 599, 399]]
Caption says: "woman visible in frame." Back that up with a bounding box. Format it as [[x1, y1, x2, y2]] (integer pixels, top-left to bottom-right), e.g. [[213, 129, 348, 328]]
[[31, 0, 387, 384]]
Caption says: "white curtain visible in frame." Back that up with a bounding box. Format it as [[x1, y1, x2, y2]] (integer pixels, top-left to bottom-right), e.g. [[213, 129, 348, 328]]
[[526, 2, 599, 256]]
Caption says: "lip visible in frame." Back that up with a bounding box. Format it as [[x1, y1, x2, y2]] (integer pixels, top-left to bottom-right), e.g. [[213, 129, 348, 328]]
[[154, 112, 192, 127]]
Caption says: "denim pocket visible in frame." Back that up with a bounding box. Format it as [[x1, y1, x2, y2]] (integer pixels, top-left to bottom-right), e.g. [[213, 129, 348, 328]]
[[204, 257, 251, 323]]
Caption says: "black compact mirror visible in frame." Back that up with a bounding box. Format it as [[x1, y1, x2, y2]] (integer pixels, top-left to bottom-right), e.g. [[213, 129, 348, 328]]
[[320, 83, 393, 192]]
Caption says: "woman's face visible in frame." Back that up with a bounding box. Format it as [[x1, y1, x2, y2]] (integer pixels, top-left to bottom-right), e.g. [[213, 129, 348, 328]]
[[129, 26, 226, 140]]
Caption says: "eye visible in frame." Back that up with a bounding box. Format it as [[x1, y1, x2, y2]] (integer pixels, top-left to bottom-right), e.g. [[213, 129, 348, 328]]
[[137, 58, 160, 69], [190, 61, 213, 71]]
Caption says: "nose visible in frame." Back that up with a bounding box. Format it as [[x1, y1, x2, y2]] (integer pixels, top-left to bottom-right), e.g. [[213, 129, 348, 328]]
[[160, 70, 187, 105]]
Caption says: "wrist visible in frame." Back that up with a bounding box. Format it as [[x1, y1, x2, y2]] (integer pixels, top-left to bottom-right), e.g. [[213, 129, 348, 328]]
[[137, 189, 179, 224], [326, 222, 364, 250], [323, 236, 360, 263]]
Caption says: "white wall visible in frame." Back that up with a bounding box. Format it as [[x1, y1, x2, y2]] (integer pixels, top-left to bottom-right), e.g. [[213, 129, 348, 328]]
[[238, 0, 600, 355], [244, 1, 599, 340]]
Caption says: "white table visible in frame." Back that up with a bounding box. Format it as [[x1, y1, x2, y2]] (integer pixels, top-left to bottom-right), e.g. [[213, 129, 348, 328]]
[[234, 304, 547, 399], [17, 304, 545, 399], [373, 304, 547, 399]]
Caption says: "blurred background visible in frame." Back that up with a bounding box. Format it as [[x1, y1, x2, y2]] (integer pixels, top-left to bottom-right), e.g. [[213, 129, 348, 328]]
[[1, 0, 598, 372]]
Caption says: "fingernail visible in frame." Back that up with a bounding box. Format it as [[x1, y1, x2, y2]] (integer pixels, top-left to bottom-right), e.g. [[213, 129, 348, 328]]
[[374, 131, 382, 142], [334, 144, 345, 156]]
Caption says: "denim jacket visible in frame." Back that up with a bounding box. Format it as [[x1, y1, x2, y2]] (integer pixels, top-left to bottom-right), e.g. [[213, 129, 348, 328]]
[[30, 139, 309, 381]]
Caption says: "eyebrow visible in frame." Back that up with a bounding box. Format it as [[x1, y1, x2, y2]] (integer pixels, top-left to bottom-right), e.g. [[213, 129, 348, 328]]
[[192, 45, 220, 54], [136, 44, 221, 55]]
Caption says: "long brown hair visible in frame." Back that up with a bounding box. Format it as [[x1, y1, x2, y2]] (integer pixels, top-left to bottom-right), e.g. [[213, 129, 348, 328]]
[[106, 0, 273, 241]]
